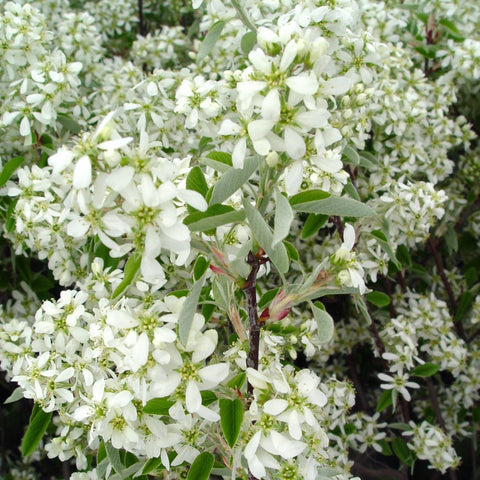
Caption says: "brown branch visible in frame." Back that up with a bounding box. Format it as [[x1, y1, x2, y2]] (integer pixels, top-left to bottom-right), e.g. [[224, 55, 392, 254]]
[[243, 251, 262, 397], [138, 0, 146, 36], [427, 236, 466, 341], [346, 353, 371, 413]]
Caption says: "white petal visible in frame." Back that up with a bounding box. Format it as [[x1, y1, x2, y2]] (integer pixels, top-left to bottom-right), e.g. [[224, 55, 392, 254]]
[[185, 380, 202, 413], [280, 40, 298, 71], [73, 155, 92, 189], [284, 127, 305, 159], [106, 309, 138, 329], [218, 119, 241, 136], [66, 218, 90, 237], [178, 189, 208, 211], [285, 72, 318, 96], [248, 119, 275, 141], [232, 138, 247, 169], [322, 76, 352, 96], [261, 89, 280, 121], [263, 399, 289, 416], [198, 363, 229, 385], [285, 161, 303, 196], [20, 116, 30, 136]]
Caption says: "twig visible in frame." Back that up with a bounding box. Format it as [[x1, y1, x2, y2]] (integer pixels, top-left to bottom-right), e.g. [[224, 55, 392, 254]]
[[138, 0, 146, 36], [346, 353, 371, 413], [427, 236, 466, 340], [243, 251, 262, 397]]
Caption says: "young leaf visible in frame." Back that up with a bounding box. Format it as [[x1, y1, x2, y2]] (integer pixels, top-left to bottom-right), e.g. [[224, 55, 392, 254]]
[[259, 287, 280, 309], [105, 442, 123, 473], [366, 291, 391, 307], [342, 145, 360, 165], [302, 213, 328, 239], [186, 452, 214, 480], [143, 398, 176, 415], [396, 244, 411, 267], [241, 31, 257, 55], [376, 389, 393, 413], [4, 386, 25, 404], [184, 204, 245, 232], [392, 437, 415, 467], [186, 166, 208, 198], [193, 256, 209, 281], [283, 241, 299, 261], [290, 190, 375, 217], [454, 291, 474, 321], [197, 21, 226, 62], [0, 156, 25, 187], [219, 398, 244, 447], [142, 457, 163, 475], [227, 372, 246, 389], [209, 157, 258, 205], [243, 200, 289, 274], [410, 363, 439, 377], [21, 406, 52, 457], [178, 273, 207, 346], [111, 253, 141, 299], [353, 295, 372, 325], [272, 189, 293, 247], [312, 302, 334, 343]]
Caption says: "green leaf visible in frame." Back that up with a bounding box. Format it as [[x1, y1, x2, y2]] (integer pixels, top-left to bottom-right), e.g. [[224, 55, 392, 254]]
[[97, 440, 106, 464], [445, 225, 458, 253], [259, 287, 280, 310], [343, 180, 361, 201], [186, 166, 208, 198], [290, 190, 375, 217], [455, 291, 474, 321], [57, 114, 82, 134], [184, 204, 245, 232], [302, 213, 328, 239], [392, 437, 415, 467], [283, 241, 299, 261], [21, 405, 52, 457], [241, 31, 257, 55], [396, 244, 411, 267], [197, 21, 226, 63], [0, 156, 24, 187], [111, 253, 141, 299], [243, 200, 289, 274], [342, 145, 360, 165], [201, 151, 232, 172], [193, 256, 209, 281], [186, 452, 214, 480], [105, 443, 123, 474], [410, 363, 439, 377], [353, 295, 372, 325], [4, 387, 25, 404], [210, 157, 258, 205], [6, 197, 18, 233], [142, 457, 163, 475], [366, 291, 391, 307], [378, 439, 393, 456], [312, 302, 334, 343], [376, 389, 393, 413], [178, 273, 207, 345], [143, 398, 175, 415], [227, 372, 246, 389], [272, 189, 293, 247], [219, 399, 244, 447], [201, 390, 217, 406]]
